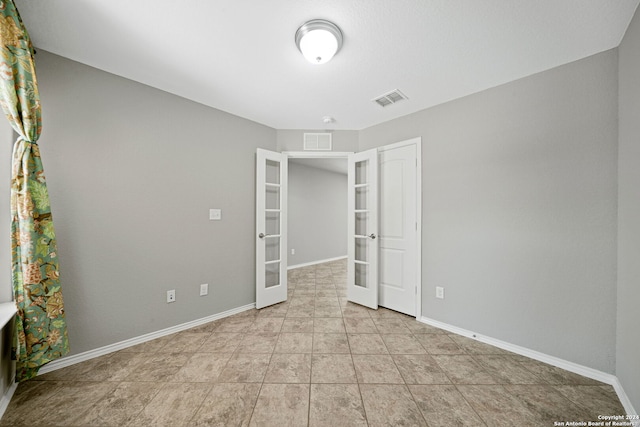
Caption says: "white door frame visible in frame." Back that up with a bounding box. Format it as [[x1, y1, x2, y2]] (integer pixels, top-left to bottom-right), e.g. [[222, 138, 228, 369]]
[[377, 137, 422, 319], [284, 152, 352, 159], [283, 151, 352, 267]]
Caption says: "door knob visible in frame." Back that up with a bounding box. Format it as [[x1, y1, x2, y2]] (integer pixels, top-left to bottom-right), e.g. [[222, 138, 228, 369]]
[[258, 233, 271, 239], [368, 233, 376, 239]]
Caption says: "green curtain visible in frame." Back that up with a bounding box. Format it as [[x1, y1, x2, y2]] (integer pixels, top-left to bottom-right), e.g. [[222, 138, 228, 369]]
[[1, 0, 69, 381]]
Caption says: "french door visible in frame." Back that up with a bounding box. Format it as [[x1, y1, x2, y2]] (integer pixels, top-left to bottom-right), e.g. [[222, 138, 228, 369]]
[[347, 149, 379, 309], [255, 149, 287, 309], [254, 146, 398, 313]]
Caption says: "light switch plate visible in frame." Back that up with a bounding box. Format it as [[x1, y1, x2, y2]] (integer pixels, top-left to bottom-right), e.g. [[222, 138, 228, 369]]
[[209, 209, 221, 220]]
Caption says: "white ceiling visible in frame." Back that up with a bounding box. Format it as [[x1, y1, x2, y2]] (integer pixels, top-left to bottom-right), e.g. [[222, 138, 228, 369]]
[[17, 0, 639, 130]]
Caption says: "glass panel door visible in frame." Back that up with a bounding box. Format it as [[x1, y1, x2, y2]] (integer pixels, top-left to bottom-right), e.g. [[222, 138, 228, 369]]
[[256, 149, 287, 309], [347, 149, 378, 309]]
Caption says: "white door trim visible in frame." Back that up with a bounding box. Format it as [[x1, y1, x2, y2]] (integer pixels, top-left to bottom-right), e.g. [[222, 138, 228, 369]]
[[378, 137, 422, 319]]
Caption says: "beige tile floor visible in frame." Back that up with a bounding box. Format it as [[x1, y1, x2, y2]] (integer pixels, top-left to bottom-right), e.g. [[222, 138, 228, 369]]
[[0, 259, 626, 426]]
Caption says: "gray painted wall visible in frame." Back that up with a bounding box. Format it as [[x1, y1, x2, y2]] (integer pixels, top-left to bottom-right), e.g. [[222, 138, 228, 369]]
[[288, 161, 347, 267], [34, 51, 276, 354], [360, 50, 619, 374], [617, 4, 640, 413], [0, 105, 15, 403], [0, 114, 12, 405], [277, 129, 358, 152], [0, 118, 12, 303]]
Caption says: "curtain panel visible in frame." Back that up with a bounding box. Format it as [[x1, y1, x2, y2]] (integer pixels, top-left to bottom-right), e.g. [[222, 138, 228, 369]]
[[0, 0, 69, 381]]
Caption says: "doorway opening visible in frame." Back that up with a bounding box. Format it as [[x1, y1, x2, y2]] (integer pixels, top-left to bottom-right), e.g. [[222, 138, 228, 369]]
[[256, 140, 421, 318], [287, 154, 349, 270]]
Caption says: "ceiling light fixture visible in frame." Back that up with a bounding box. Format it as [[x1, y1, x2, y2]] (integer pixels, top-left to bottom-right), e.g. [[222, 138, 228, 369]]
[[295, 19, 343, 64]]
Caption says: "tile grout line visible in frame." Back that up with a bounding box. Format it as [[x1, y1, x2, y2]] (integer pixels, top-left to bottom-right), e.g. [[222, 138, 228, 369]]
[[345, 301, 369, 426]]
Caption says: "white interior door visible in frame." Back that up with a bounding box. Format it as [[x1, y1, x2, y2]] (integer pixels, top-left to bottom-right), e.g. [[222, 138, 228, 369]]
[[378, 142, 418, 316], [256, 149, 287, 309], [347, 149, 379, 309]]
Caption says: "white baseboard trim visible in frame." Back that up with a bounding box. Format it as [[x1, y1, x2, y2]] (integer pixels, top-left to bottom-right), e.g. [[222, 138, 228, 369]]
[[0, 380, 17, 420], [611, 378, 640, 426], [419, 316, 638, 419], [38, 303, 256, 375], [288, 255, 347, 270]]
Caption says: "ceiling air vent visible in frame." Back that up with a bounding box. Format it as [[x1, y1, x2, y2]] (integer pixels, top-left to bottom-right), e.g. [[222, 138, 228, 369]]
[[373, 89, 408, 107], [304, 133, 332, 151]]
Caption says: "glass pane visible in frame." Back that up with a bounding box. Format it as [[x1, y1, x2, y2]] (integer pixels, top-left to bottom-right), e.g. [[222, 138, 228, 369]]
[[266, 185, 280, 210], [355, 186, 367, 210], [266, 211, 280, 235], [266, 238, 280, 263], [355, 263, 368, 288], [355, 212, 368, 236], [355, 160, 367, 185], [355, 238, 368, 262], [266, 263, 280, 288], [265, 159, 280, 185]]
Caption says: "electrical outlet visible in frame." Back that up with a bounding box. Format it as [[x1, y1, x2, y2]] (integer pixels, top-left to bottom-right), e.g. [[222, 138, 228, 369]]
[[291, 248, 295, 255], [200, 283, 208, 296], [167, 289, 176, 303], [436, 287, 444, 299]]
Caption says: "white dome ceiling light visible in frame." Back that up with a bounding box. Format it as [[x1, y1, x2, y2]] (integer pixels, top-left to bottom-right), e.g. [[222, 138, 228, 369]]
[[295, 19, 343, 65]]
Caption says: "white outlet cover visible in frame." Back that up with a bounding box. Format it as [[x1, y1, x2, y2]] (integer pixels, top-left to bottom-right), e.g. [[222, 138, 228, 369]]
[[209, 209, 221, 220], [436, 287, 444, 299], [167, 289, 176, 303]]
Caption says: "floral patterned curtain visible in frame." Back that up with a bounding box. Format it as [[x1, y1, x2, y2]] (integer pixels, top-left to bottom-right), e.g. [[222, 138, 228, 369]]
[[0, 0, 69, 381]]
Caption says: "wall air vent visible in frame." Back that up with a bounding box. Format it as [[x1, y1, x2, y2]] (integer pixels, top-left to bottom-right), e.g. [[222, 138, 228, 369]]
[[373, 89, 408, 107], [304, 133, 332, 151]]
